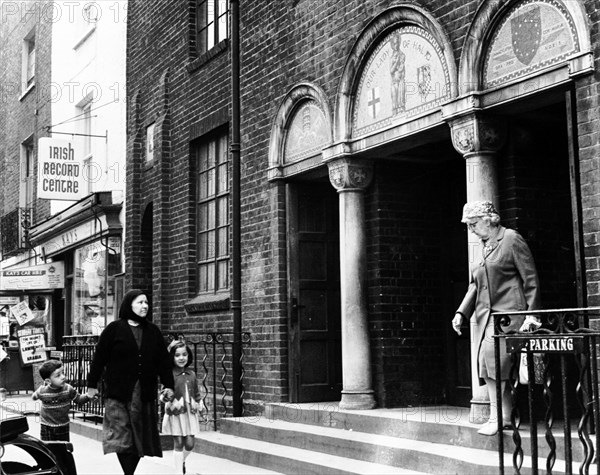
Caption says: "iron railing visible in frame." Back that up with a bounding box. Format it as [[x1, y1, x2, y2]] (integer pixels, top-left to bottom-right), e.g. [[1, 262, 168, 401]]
[[61, 331, 250, 431], [165, 331, 251, 431], [493, 307, 600, 475], [62, 335, 103, 422]]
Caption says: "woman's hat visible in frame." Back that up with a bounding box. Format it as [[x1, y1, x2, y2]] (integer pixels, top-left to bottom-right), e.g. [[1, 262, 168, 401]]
[[461, 200, 499, 222]]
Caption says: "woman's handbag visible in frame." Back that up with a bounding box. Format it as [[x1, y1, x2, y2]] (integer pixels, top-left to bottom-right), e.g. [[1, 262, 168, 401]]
[[519, 352, 545, 385]]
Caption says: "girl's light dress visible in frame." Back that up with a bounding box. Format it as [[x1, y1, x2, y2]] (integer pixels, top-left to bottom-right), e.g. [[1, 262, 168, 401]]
[[162, 369, 201, 436]]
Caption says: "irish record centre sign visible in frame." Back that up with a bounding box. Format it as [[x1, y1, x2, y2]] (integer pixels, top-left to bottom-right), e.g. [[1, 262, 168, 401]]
[[38, 137, 85, 200]]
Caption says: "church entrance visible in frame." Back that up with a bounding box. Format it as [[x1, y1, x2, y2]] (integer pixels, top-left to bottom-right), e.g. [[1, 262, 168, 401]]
[[286, 181, 342, 403]]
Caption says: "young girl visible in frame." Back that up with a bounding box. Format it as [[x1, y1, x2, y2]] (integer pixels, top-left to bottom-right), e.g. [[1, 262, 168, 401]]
[[161, 340, 201, 475]]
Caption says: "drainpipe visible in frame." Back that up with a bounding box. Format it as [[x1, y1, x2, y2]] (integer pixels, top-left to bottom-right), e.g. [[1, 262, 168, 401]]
[[230, 0, 242, 417]]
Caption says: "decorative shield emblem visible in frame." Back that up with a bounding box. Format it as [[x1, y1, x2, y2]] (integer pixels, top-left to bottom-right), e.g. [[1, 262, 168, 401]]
[[511, 6, 541, 66], [417, 65, 431, 100]]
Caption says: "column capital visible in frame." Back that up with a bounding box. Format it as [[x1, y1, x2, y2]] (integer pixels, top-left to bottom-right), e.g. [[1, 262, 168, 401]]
[[449, 114, 506, 156], [328, 158, 373, 192]]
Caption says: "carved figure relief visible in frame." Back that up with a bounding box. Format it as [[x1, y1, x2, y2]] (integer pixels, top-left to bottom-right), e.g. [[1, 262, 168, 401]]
[[389, 32, 406, 115], [352, 25, 452, 138], [284, 100, 330, 163]]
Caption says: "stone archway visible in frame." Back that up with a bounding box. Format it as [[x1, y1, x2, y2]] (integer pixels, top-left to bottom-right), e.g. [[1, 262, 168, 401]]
[[446, 0, 594, 422], [334, 4, 458, 144], [267, 83, 333, 182], [458, 0, 592, 94]]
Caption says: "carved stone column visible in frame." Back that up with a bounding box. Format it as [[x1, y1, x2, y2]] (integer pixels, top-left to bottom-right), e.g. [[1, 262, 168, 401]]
[[328, 158, 376, 410], [449, 114, 506, 423]]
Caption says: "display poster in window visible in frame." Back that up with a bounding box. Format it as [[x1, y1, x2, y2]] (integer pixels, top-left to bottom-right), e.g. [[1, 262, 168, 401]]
[[10, 301, 34, 326], [17, 327, 47, 366], [74, 241, 107, 335], [0, 297, 19, 340]]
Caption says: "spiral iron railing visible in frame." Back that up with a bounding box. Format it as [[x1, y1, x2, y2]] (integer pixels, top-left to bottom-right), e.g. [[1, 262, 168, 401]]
[[168, 331, 251, 431], [493, 307, 600, 475], [61, 331, 250, 432]]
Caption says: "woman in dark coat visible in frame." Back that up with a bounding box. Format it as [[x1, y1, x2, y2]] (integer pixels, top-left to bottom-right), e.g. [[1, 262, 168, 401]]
[[451, 201, 541, 436], [87, 289, 174, 475]]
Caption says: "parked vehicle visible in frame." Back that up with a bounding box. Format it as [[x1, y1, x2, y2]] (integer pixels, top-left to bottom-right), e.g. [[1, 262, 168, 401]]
[[0, 416, 76, 475]]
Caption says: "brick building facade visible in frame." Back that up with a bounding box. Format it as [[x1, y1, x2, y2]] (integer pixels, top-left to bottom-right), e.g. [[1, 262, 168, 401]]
[[0, 1, 127, 392], [126, 0, 599, 416]]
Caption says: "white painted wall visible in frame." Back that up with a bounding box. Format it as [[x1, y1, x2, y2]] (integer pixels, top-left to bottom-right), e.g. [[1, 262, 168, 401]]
[[50, 1, 127, 216]]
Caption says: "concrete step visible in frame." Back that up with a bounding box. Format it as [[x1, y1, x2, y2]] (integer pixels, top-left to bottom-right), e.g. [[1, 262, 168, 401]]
[[262, 403, 591, 462], [218, 415, 582, 475], [194, 430, 426, 475]]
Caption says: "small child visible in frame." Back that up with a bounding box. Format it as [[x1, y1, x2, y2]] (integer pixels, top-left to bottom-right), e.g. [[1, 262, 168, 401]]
[[160, 340, 201, 475], [32, 359, 90, 441]]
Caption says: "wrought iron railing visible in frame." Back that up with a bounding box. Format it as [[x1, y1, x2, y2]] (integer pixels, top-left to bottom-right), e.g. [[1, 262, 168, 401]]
[[62, 335, 103, 422], [493, 307, 600, 475], [165, 331, 251, 431], [61, 331, 250, 431]]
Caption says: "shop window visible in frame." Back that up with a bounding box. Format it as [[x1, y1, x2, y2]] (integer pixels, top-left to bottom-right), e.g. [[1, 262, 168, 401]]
[[196, 132, 229, 293], [196, 0, 229, 54], [72, 239, 122, 335]]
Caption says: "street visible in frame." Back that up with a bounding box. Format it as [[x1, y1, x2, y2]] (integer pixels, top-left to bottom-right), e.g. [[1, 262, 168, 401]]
[[2, 413, 279, 475]]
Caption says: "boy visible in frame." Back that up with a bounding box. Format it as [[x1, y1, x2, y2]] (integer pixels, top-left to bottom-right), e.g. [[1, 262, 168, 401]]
[[32, 359, 90, 441]]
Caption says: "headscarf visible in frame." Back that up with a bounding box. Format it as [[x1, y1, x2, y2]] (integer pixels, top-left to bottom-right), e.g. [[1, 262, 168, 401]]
[[119, 289, 150, 326]]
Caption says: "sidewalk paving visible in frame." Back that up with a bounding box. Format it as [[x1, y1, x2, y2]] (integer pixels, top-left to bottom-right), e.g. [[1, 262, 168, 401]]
[[0, 392, 281, 475]]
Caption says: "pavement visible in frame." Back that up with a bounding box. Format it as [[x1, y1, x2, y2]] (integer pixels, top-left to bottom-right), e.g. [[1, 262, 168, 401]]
[[0, 391, 281, 475]]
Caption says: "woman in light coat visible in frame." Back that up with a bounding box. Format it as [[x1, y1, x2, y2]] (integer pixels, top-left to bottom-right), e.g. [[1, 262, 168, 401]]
[[452, 201, 541, 436]]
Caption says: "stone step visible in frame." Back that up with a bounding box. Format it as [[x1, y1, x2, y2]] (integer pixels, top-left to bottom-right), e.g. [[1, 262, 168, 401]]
[[218, 415, 580, 475], [261, 403, 590, 461], [194, 430, 423, 475]]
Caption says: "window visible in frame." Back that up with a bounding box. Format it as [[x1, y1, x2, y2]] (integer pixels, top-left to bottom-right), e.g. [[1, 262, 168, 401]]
[[73, 2, 98, 49], [196, 132, 229, 293], [79, 102, 93, 194], [196, 0, 229, 54], [20, 139, 34, 207], [73, 240, 122, 335], [82, 103, 92, 157], [146, 123, 156, 162], [22, 30, 35, 91]]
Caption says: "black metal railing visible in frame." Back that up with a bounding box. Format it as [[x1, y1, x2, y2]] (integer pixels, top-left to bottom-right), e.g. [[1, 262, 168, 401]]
[[62, 335, 103, 422], [165, 331, 251, 431], [61, 331, 250, 431], [493, 307, 600, 475]]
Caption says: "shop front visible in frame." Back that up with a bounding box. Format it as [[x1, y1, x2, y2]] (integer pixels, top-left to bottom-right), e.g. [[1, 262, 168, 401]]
[[0, 192, 124, 392], [0, 264, 64, 391]]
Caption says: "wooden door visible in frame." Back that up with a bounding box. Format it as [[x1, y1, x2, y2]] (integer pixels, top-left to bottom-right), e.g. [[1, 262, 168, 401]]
[[287, 182, 342, 402]]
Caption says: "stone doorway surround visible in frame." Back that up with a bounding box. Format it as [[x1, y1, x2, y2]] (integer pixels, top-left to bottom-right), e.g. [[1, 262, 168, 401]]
[[269, 0, 594, 413]]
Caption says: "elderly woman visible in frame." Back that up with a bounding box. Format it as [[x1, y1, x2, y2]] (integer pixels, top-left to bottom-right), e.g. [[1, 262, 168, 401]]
[[87, 290, 174, 474], [451, 201, 541, 436]]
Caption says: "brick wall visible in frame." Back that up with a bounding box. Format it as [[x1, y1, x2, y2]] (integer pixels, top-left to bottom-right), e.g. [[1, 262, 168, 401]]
[[576, 2, 600, 306], [0, 0, 52, 227], [125, 0, 600, 408]]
